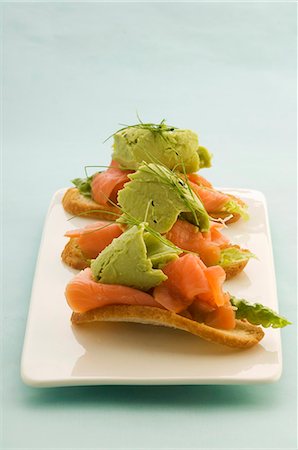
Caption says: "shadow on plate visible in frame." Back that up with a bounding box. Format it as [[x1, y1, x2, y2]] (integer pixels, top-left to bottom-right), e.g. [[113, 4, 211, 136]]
[[69, 322, 278, 379]]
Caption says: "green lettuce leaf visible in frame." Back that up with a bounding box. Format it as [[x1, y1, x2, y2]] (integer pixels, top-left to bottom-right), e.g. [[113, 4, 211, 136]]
[[219, 247, 255, 268], [230, 296, 291, 328], [72, 175, 95, 198], [222, 199, 249, 221]]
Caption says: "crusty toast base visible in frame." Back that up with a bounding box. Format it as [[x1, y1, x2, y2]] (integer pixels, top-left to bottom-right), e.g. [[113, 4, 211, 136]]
[[61, 239, 89, 270], [62, 188, 120, 221], [223, 245, 250, 280], [71, 305, 264, 349], [61, 238, 250, 279]]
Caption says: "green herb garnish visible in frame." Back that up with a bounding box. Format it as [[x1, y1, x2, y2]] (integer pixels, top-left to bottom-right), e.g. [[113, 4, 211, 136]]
[[230, 296, 291, 328], [104, 117, 177, 143], [118, 162, 210, 233], [72, 175, 94, 198]]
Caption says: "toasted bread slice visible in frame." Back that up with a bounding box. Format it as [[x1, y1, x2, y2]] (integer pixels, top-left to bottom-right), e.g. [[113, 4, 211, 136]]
[[61, 239, 89, 270], [71, 305, 264, 348], [223, 245, 250, 280], [61, 238, 250, 278], [62, 188, 120, 221]]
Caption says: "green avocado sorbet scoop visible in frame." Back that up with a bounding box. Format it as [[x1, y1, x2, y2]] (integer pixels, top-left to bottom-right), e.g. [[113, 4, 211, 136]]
[[91, 224, 181, 291], [112, 122, 212, 173], [117, 162, 210, 234]]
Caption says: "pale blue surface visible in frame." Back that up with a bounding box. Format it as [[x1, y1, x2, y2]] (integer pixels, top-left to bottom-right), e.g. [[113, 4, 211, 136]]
[[2, 3, 297, 449]]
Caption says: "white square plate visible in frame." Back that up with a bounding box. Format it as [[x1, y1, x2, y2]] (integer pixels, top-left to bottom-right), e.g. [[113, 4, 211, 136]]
[[21, 188, 282, 387]]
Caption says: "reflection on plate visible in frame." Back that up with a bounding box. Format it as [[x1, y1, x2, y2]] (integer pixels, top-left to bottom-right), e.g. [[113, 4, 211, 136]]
[[21, 188, 282, 387]]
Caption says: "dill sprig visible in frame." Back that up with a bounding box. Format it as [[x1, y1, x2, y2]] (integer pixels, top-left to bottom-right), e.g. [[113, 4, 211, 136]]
[[118, 210, 183, 255], [83, 164, 114, 177], [144, 199, 153, 223], [70, 221, 119, 236], [135, 161, 209, 228], [178, 157, 197, 203], [66, 209, 121, 222], [104, 118, 177, 143]]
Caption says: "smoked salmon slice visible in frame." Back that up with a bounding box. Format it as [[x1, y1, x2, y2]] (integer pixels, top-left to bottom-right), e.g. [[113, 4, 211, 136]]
[[204, 301, 236, 330], [166, 219, 229, 266], [154, 254, 211, 313], [153, 254, 229, 318], [203, 266, 227, 307], [65, 257, 235, 329], [91, 161, 133, 206], [185, 174, 248, 222], [153, 254, 234, 329], [189, 182, 230, 213], [65, 221, 123, 259], [65, 268, 162, 313], [209, 223, 230, 247], [187, 173, 213, 188]]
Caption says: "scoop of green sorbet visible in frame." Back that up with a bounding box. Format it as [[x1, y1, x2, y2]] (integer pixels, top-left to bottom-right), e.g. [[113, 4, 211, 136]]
[[91, 224, 181, 291], [117, 163, 210, 234], [112, 125, 212, 173]]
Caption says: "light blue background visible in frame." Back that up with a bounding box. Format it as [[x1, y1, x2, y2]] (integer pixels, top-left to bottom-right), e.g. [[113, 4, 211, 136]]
[[2, 2, 297, 449]]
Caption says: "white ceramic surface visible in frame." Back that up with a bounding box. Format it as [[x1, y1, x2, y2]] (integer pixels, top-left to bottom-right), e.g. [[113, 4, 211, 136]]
[[21, 188, 282, 387]]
